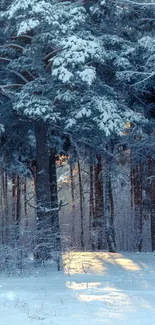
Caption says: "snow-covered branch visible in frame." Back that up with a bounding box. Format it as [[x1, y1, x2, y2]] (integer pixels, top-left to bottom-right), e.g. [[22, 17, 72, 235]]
[[26, 195, 68, 212], [118, 0, 155, 6]]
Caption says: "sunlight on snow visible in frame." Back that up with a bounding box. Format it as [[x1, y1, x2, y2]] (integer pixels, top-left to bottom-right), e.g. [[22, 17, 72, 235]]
[[77, 288, 131, 305], [114, 258, 141, 271], [63, 252, 141, 275], [63, 252, 107, 275], [64, 253, 148, 318], [66, 281, 101, 290], [66, 281, 132, 307]]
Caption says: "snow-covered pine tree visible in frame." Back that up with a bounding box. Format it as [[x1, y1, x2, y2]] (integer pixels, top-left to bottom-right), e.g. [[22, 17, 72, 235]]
[[0, 0, 144, 256], [1, 0, 106, 257]]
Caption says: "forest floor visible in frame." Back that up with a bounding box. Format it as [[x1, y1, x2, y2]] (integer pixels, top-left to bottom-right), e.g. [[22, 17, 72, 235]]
[[0, 252, 155, 325]]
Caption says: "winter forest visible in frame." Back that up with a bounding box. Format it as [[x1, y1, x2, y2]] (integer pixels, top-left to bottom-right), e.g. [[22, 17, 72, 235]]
[[0, 0, 155, 274]]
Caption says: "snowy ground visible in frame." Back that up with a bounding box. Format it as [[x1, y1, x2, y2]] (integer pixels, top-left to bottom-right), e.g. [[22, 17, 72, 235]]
[[0, 252, 155, 325]]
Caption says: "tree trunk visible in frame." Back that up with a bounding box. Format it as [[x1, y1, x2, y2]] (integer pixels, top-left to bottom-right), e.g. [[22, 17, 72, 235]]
[[78, 158, 84, 250], [133, 162, 143, 251], [49, 148, 60, 251], [130, 158, 134, 210], [69, 160, 75, 244], [16, 175, 23, 269], [1, 169, 5, 245], [12, 175, 16, 246], [89, 162, 95, 245], [15, 175, 21, 242], [1, 169, 8, 245], [34, 122, 51, 256], [24, 177, 28, 228], [93, 155, 104, 250], [109, 173, 116, 248], [105, 163, 116, 253]]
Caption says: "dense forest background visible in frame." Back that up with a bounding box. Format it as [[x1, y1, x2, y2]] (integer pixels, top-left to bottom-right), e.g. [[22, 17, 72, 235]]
[[0, 0, 155, 271]]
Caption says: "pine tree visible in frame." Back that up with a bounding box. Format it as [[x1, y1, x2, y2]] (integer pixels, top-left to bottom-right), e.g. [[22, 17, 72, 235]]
[[0, 0, 145, 257]]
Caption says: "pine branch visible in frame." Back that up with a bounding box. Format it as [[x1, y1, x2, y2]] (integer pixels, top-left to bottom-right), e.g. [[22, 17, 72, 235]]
[[0, 44, 24, 51], [11, 35, 33, 41], [43, 48, 62, 62], [45, 61, 53, 72], [26, 195, 68, 212], [0, 84, 23, 89], [132, 73, 155, 86], [119, 0, 155, 6], [10, 70, 29, 83], [24, 70, 35, 81], [0, 57, 11, 63]]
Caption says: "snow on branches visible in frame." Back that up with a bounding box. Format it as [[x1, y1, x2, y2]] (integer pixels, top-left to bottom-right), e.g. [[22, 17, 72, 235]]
[[4, 0, 86, 36], [52, 35, 103, 85], [65, 95, 142, 136], [14, 92, 60, 122], [1, 0, 145, 137]]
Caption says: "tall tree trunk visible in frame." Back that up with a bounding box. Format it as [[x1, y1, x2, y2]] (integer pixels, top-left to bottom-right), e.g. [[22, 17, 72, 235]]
[[1, 169, 5, 245], [109, 174, 116, 248], [34, 122, 51, 255], [130, 157, 134, 210], [133, 162, 143, 251], [69, 160, 75, 244], [93, 155, 104, 250], [16, 175, 23, 269], [130, 153, 136, 251], [1, 169, 8, 245], [15, 175, 21, 242], [49, 148, 60, 251], [89, 162, 95, 245], [24, 177, 28, 227], [105, 163, 116, 253], [12, 175, 16, 247], [78, 158, 84, 250]]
